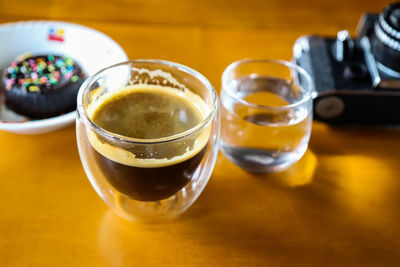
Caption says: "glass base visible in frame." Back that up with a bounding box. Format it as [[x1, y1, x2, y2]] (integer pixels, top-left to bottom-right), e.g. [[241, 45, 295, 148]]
[[221, 142, 308, 173], [114, 192, 186, 223]]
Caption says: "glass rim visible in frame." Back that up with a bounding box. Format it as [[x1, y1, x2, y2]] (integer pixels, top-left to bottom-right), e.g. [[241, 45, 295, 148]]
[[221, 58, 314, 111], [77, 59, 218, 145]]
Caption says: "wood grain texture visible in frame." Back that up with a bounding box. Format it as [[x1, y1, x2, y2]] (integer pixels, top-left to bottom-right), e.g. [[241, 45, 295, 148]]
[[0, 0, 398, 266]]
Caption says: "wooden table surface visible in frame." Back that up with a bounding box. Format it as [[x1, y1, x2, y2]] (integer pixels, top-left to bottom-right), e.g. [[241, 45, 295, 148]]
[[0, 0, 398, 266]]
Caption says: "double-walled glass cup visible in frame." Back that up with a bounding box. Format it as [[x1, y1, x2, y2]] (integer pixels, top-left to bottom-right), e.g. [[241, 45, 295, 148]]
[[221, 59, 313, 173], [76, 60, 220, 222]]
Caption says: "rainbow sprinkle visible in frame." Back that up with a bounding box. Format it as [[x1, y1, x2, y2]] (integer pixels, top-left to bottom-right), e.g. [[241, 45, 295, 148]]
[[5, 54, 85, 93]]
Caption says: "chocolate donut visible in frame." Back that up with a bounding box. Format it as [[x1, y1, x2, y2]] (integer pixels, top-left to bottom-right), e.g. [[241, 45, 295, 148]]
[[2, 54, 86, 119]]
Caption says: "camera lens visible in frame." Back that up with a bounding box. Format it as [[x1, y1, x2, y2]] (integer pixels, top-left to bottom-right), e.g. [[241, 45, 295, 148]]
[[371, 3, 400, 73], [388, 8, 400, 30]]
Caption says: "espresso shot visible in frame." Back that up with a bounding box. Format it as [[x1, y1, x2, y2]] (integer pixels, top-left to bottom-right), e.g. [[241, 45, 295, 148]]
[[86, 84, 210, 201], [76, 60, 219, 221]]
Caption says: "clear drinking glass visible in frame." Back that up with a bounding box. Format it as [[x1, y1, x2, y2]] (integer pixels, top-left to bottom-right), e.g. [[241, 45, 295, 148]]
[[76, 60, 220, 222], [220, 59, 313, 173]]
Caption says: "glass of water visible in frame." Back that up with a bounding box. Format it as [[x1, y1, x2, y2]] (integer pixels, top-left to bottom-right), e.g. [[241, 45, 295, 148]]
[[220, 59, 314, 173]]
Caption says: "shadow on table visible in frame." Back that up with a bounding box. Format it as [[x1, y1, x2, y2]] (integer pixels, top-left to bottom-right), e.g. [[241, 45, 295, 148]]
[[309, 123, 400, 158]]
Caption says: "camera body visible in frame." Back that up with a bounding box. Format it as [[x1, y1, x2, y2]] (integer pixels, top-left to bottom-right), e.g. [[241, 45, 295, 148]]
[[294, 3, 400, 126]]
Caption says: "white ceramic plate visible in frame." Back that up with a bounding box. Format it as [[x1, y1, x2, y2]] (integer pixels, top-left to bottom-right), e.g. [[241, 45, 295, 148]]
[[0, 21, 128, 134]]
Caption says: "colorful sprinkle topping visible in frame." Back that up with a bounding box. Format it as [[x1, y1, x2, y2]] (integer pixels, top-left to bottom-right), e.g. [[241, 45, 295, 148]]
[[5, 54, 85, 93]]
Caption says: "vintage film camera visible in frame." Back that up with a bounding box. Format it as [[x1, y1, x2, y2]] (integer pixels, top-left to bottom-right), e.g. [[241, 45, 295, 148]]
[[294, 2, 400, 126]]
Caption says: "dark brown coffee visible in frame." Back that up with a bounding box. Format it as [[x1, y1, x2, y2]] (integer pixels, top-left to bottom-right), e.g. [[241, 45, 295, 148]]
[[89, 145, 206, 201], [87, 85, 209, 201]]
